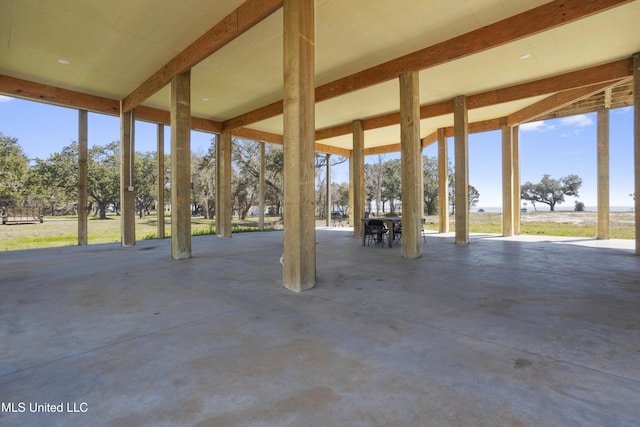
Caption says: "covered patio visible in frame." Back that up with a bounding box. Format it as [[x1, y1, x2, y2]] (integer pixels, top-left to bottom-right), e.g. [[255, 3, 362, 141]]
[[1, 229, 639, 426], [2, 1, 640, 424], [2, 0, 640, 290]]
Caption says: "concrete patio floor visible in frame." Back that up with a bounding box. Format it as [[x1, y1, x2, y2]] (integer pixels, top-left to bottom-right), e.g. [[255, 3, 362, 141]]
[[1, 228, 639, 426]]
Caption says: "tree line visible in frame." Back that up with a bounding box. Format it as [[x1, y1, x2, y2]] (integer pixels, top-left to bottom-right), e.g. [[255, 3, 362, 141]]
[[2, 132, 484, 221]]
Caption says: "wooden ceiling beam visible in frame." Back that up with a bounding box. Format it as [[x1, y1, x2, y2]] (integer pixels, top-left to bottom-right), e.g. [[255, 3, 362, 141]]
[[317, 0, 631, 103], [0, 75, 119, 115], [441, 118, 504, 138], [191, 116, 222, 134], [312, 58, 632, 142], [467, 59, 631, 110], [223, 0, 631, 130], [232, 127, 283, 144], [506, 79, 628, 126], [364, 144, 401, 156], [421, 132, 438, 149], [315, 143, 351, 157], [231, 127, 349, 156], [315, 123, 353, 141], [122, 0, 283, 113], [363, 117, 506, 156], [0, 74, 222, 132]]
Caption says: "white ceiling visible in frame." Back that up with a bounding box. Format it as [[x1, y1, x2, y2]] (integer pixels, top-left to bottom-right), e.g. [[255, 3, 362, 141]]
[[1, 0, 638, 152]]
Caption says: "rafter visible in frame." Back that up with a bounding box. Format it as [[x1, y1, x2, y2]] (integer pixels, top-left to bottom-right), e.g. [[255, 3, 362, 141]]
[[604, 87, 613, 109], [122, 0, 283, 113], [506, 79, 629, 126], [223, 0, 631, 130]]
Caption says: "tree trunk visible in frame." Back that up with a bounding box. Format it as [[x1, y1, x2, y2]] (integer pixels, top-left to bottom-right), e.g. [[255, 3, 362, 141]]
[[203, 199, 210, 219]]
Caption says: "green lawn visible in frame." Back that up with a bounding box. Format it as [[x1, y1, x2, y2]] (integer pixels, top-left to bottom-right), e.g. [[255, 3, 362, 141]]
[[1, 211, 634, 251], [0, 214, 280, 251], [423, 211, 635, 240]]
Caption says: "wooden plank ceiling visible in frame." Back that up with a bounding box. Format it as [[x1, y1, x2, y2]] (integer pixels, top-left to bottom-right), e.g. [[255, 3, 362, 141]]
[[0, 0, 637, 156]]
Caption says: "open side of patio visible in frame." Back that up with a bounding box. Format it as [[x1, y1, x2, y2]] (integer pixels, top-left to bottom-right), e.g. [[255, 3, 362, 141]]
[[1, 229, 638, 426]]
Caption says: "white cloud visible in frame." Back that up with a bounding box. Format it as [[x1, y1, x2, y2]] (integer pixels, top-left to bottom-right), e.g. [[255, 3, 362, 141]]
[[0, 95, 14, 103], [560, 114, 592, 128], [520, 120, 555, 132]]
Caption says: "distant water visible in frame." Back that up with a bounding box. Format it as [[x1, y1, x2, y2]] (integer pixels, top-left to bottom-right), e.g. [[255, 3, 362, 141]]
[[475, 206, 634, 213]]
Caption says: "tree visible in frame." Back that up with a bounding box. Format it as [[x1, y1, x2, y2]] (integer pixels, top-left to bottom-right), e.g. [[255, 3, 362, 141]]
[[134, 151, 158, 218], [26, 143, 78, 215], [232, 140, 260, 219], [192, 139, 216, 219], [381, 158, 401, 213], [366, 155, 385, 215], [264, 146, 284, 216], [88, 142, 120, 219], [331, 182, 349, 215], [231, 139, 286, 218], [521, 174, 582, 211], [447, 163, 480, 214], [422, 155, 439, 215], [0, 134, 29, 206], [314, 153, 348, 219]]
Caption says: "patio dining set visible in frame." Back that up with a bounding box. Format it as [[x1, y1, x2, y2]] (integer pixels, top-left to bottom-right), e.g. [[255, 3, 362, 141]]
[[362, 216, 427, 248]]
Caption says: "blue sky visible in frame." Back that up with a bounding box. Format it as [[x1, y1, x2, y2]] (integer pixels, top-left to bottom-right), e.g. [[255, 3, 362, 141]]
[[0, 95, 635, 209]]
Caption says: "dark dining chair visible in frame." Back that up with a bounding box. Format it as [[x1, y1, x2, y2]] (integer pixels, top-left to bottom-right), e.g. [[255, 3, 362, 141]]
[[365, 220, 388, 246], [392, 221, 402, 246]]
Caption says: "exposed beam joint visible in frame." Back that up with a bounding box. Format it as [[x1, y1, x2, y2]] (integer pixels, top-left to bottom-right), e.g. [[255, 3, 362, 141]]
[[604, 87, 613, 109], [506, 79, 628, 126]]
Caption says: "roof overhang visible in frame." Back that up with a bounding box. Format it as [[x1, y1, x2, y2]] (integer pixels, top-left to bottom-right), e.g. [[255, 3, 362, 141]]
[[1, 0, 637, 155]]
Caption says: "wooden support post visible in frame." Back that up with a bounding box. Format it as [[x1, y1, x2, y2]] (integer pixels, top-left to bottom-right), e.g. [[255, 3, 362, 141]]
[[634, 52, 640, 254], [352, 120, 364, 237], [78, 110, 88, 246], [170, 71, 191, 259], [437, 128, 449, 233], [216, 130, 233, 238], [120, 109, 136, 247], [259, 142, 266, 231], [454, 96, 469, 245], [157, 124, 165, 239], [326, 153, 331, 227], [348, 157, 354, 226], [282, 0, 315, 291], [513, 125, 521, 235], [597, 108, 610, 240], [502, 118, 514, 237], [400, 71, 422, 258]]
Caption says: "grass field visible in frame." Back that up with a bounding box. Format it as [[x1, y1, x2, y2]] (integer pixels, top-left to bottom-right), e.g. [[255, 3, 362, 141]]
[[423, 211, 635, 239], [0, 214, 280, 251], [0, 211, 635, 251]]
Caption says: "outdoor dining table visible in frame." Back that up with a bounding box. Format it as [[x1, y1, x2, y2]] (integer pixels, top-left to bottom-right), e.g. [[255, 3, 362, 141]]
[[362, 216, 401, 248]]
